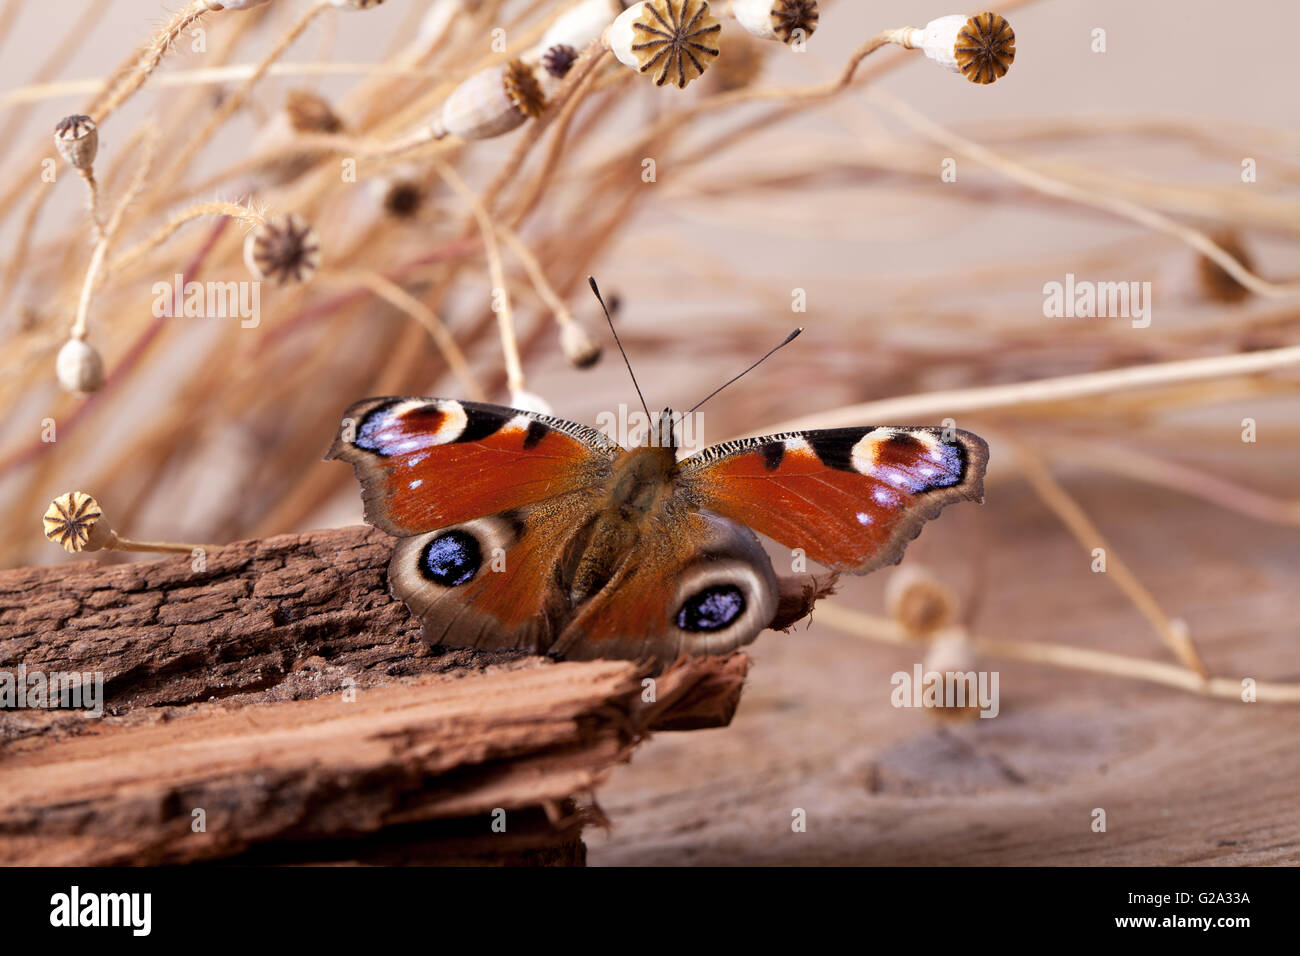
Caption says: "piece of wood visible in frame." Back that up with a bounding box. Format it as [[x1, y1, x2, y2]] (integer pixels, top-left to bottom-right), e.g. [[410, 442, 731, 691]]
[[587, 474, 1300, 865], [0, 526, 751, 865]]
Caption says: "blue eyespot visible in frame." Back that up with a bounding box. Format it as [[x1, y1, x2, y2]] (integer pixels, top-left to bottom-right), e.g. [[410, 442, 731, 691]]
[[676, 584, 746, 632], [421, 530, 481, 587]]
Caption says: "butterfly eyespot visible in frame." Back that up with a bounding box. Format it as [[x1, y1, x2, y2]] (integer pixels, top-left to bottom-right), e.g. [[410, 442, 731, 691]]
[[676, 584, 746, 632], [420, 530, 482, 587]]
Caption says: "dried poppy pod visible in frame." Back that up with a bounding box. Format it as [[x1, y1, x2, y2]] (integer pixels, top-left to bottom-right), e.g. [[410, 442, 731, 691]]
[[55, 337, 105, 395], [729, 0, 818, 44], [560, 321, 602, 368], [922, 627, 983, 719], [250, 90, 346, 185], [285, 89, 345, 134], [243, 213, 321, 284], [899, 11, 1015, 84], [605, 0, 722, 89], [535, 43, 581, 98], [705, 27, 766, 92], [431, 59, 546, 141], [538, 0, 625, 52], [44, 492, 113, 553], [43, 492, 210, 555], [885, 565, 958, 638], [54, 114, 98, 171], [377, 174, 426, 219], [541, 43, 580, 79]]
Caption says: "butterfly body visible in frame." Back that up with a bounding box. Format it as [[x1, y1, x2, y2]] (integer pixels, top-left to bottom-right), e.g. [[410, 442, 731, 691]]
[[329, 397, 988, 667], [566, 441, 675, 604]]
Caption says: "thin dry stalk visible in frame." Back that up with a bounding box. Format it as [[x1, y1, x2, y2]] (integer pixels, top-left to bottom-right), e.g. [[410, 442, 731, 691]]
[[814, 603, 1300, 704]]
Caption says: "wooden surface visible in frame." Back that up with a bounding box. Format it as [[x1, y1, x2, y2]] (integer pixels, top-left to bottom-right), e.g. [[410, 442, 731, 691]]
[[587, 472, 1300, 865], [0, 526, 749, 865], [4, 472, 1297, 866]]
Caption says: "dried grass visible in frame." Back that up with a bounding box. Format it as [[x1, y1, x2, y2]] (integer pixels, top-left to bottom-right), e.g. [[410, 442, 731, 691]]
[[0, 0, 1296, 701]]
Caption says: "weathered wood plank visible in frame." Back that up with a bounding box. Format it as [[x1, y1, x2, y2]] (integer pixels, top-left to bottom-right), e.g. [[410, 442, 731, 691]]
[[0, 526, 751, 865]]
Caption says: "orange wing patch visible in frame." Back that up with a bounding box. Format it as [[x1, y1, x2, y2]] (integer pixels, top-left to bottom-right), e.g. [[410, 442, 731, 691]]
[[327, 397, 620, 536], [679, 426, 988, 574]]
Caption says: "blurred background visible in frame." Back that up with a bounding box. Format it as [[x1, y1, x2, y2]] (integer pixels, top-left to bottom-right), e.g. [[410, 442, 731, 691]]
[[1, 0, 1297, 863]]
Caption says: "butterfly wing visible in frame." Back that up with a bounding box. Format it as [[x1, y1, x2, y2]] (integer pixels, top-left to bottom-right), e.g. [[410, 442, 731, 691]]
[[387, 492, 604, 652], [328, 397, 622, 651], [677, 426, 988, 574], [548, 509, 779, 667], [326, 397, 622, 535]]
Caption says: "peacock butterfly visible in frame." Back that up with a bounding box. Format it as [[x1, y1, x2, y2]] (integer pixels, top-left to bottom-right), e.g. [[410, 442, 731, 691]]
[[327, 285, 988, 667]]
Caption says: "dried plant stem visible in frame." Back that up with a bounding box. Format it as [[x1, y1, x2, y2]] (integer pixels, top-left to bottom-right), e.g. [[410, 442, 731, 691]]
[[0, 63, 444, 108], [727, 30, 898, 104], [613, 31, 900, 169], [0, 217, 223, 501], [71, 129, 158, 341], [481, 42, 610, 218], [758, 345, 1300, 434], [0, 188, 43, 309], [77, 169, 106, 241], [104, 533, 210, 555], [434, 157, 524, 394], [154, 0, 330, 197], [0, 0, 106, 147], [90, 0, 218, 124], [1, 115, 154, 313], [506, 50, 618, 228], [814, 603, 1300, 704], [973, 637, 1300, 703], [358, 128, 440, 161], [0, 0, 21, 48], [1044, 438, 1300, 527], [70, 241, 109, 342], [107, 201, 264, 280], [339, 270, 486, 400], [868, 90, 1300, 299], [497, 226, 576, 333], [179, 131, 447, 197], [1012, 442, 1208, 677]]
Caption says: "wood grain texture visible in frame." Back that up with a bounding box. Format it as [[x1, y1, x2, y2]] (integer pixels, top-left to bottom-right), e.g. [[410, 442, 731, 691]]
[[587, 473, 1300, 866], [0, 525, 750, 865]]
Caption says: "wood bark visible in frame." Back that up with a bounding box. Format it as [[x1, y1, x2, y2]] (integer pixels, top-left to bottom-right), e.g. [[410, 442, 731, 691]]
[[0, 525, 750, 865]]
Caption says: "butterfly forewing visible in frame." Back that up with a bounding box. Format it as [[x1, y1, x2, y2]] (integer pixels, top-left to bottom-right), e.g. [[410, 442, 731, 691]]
[[326, 397, 621, 536], [677, 426, 988, 574]]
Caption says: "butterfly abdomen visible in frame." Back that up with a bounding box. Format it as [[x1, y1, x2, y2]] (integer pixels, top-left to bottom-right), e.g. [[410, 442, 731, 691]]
[[564, 445, 678, 605]]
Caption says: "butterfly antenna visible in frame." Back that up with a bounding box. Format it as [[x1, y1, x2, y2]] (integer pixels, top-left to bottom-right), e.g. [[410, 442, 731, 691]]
[[685, 327, 803, 415], [589, 276, 651, 421]]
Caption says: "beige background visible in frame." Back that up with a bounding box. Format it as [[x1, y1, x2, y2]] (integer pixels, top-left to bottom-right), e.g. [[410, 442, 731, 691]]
[[2, 1, 1297, 865]]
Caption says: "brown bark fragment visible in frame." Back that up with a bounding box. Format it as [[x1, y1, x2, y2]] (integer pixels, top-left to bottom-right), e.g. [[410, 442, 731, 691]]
[[0, 526, 749, 865]]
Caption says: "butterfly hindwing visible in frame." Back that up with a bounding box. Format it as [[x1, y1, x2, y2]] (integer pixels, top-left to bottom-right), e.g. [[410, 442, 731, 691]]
[[387, 491, 601, 652], [326, 397, 621, 536], [677, 426, 988, 574], [548, 509, 779, 667]]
